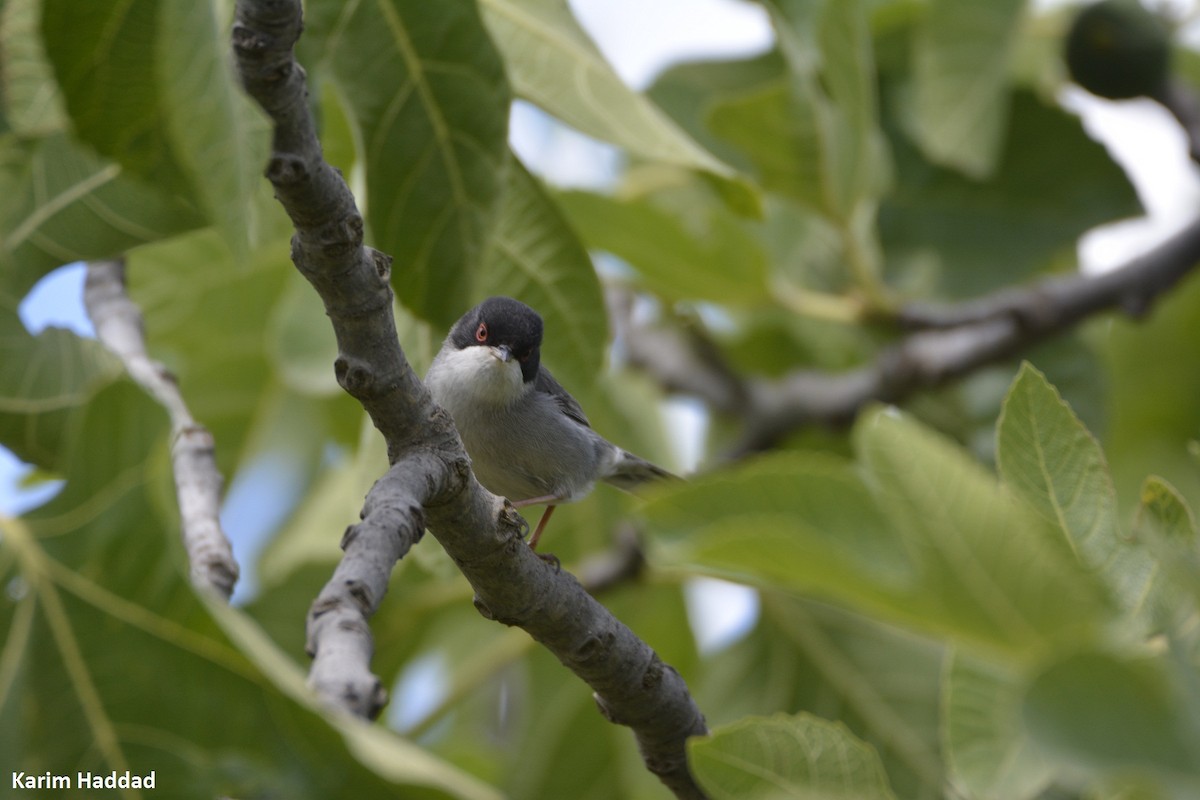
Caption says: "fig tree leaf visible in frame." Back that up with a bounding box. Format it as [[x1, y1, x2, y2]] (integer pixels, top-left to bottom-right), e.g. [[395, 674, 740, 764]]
[[305, 0, 510, 328], [689, 712, 899, 800]]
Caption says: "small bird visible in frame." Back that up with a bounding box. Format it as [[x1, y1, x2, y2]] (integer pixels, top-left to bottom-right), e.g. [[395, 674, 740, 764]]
[[425, 297, 675, 550]]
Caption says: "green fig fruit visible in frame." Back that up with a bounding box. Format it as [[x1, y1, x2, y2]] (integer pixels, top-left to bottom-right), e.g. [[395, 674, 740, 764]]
[[1065, 0, 1171, 100]]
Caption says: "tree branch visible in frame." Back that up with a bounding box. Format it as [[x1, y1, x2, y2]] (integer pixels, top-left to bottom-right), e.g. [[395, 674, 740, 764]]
[[231, 2, 708, 795], [82, 259, 240, 600], [622, 216, 1200, 457]]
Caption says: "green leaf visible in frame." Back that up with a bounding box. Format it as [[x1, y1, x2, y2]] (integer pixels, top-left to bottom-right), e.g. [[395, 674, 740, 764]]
[[478, 0, 755, 212], [1023, 651, 1200, 794], [0, 304, 121, 470], [911, 0, 1026, 178], [689, 712, 899, 800], [0, 134, 205, 297], [476, 157, 606, 391], [1133, 477, 1200, 630], [1103, 275, 1200, 516], [645, 452, 910, 602], [1, 379, 502, 800], [40, 0, 268, 257], [765, 0, 889, 217], [943, 650, 1053, 800], [0, 0, 68, 136], [997, 362, 1155, 616], [41, 0, 180, 189], [123, 205, 358, 496], [647, 52, 787, 176], [308, 0, 510, 327], [156, 0, 272, 258], [879, 90, 1142, 298], [557, 187, 770, 305], [855, 407, 1106, 656], [267, 271, 343, 397]]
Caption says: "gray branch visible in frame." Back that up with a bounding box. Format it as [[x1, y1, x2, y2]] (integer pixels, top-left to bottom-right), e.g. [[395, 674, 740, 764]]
[[621, 215, 1200, 457], [231, 2, 708, 796], [82, 259, 239, 599]]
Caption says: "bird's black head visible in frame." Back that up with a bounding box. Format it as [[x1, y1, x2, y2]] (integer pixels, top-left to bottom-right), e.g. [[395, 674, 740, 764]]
[[449, 297, 543, 383]]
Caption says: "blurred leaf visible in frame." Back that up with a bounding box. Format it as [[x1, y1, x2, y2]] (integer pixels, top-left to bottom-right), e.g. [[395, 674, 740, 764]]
[[647, 52, 787, 175], [267, 270, 343, 397], [710, 0, 887, 223], [0, 134, 204, 297], [769, 0, 888, 217], [127, 231, 287, 475], [478, 0, 755, 213], [1102, 274, 1200, 516], [1133, 477, 1200, 632], [879, 90, 1141, 297], [155, 0, 272, 257], [854, 408, 1107, 656], [689, 712, 898, 800], [306, 0, 510, 328], [557, 188, 770, 305], [650, 410, 1107, 657], [476, 157, 607, 391], [943, 650, 1053, 800], [645, 451, 910, 603], [911, 0, 1025, 178], [0, 306, 121, 470], [1, 379, 497, 800], [1023, 650, 1200, 795], [1, 0, 68, 136], [760, 597, 947, 800], [41, 0, 269, 257], [997, 363, 1156, 617]]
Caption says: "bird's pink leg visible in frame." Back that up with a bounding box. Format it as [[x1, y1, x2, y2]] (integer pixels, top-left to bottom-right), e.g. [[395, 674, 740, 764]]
[[527, 505, 556, 551]]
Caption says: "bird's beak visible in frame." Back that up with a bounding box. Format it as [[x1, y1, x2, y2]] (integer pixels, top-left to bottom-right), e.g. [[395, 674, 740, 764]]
[[492, 345, 513, 363]]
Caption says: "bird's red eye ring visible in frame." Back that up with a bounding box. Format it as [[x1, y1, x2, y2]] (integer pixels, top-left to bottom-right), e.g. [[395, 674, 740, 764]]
[[475, 322, 488, 342]]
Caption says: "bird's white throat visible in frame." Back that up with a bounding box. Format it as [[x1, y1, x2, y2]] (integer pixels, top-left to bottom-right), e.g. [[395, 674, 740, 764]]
[[427, 345, 527, 411]]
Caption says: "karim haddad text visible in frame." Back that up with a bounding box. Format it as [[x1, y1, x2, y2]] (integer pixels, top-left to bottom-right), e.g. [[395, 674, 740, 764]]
[[13, 770, 157, 790]]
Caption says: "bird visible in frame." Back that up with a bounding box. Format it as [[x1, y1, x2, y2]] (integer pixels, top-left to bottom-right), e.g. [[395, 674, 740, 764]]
[[425, 296, 675, 550]]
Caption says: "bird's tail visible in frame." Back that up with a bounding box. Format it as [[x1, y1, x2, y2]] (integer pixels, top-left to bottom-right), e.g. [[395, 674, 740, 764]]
[[603, 451, 679, 493]]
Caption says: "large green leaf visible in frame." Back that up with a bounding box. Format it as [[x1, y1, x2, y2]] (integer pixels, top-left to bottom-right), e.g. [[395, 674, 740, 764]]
[[40, 0, 269, 257], [306, 0, 510, 328], [648, 410, 1107, 657], [557, 187, 770, 305], [0, 0, 67, 136], [879, 90, 1141, 298], [127, 228, 357, 479], [0, 379, 498, 800], [0, 134, 204, 297], [689, 712, 899, 800], [478, 0, 753, 210], [763, 0, 889, 219], [476, 157, 606, 391], [645, 452, 910, 605], [0, 301, 121, 470], [997, 363, 1156, 617], [1102, 275, 1200, 515], [1133, 477, 1200, 633], [943, 650, 1053, 800], [854, 408, 1107, 656], [647, 53, 787, 176], [1023, 650, 1200, 796], [911, 0, 1026, 178]]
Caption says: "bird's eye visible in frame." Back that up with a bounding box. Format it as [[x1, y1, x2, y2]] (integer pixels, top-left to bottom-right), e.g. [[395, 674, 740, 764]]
[[475, 322, 488, 342]]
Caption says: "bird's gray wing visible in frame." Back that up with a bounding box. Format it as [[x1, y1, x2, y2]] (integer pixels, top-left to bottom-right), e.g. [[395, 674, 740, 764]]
[[534, 367, 591, 428]]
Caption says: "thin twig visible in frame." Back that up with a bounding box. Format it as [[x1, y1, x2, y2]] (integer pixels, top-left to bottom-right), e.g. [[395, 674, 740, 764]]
[[82, 259, 239, 599]]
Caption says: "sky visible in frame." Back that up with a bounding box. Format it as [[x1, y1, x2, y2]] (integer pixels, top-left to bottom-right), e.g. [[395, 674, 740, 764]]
[[5, 0, 1200, 638]]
